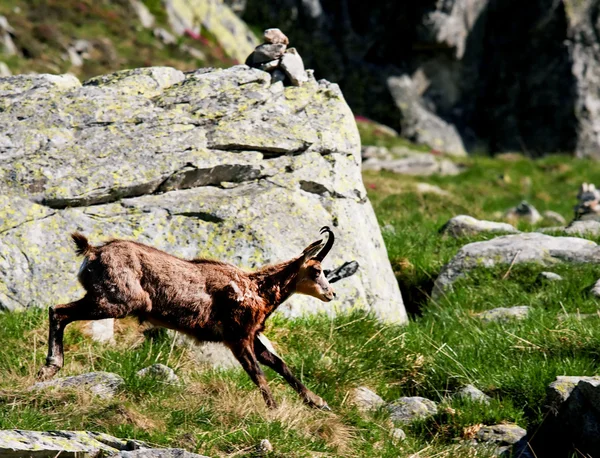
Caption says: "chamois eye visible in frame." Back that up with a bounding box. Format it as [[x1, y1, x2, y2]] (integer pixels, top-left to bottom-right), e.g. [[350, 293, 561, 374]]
[[310, 267, 321, 278]]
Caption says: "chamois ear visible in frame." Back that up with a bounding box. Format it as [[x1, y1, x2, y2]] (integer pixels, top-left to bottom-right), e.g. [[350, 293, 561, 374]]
[[301, 239, 324, 260]]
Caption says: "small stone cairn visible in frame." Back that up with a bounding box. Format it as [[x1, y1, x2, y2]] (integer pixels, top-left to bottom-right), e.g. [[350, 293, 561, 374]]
[[245, 28, 309, 86]]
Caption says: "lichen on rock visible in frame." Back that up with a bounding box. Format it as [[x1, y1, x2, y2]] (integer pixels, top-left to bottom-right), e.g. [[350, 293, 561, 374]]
[[0, 65, 406, 325]]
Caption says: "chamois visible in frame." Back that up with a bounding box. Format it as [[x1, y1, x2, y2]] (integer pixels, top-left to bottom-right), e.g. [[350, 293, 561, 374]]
[[37, 227, 337, 409]]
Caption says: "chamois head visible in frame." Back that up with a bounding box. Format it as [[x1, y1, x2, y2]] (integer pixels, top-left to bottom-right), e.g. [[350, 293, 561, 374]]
[[295, 226, 336, 302]]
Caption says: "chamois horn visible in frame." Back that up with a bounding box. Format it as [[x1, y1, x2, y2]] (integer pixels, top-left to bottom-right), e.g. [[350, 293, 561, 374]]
[[314, 226, 334, 261]]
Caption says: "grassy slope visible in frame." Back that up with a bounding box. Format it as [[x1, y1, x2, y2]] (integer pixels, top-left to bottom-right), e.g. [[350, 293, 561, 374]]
[[0, 0, 234, 80], [2, 143, 600, 457]]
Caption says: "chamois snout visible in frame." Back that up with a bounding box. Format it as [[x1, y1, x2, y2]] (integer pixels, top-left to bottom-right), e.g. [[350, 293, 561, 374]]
[[296, 226, 337, 302]]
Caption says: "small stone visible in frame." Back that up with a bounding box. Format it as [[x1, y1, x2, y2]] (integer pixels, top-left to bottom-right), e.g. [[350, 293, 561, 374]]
[[154, 28, 177, 45], [476, 306, 531, 323], [454, 385, 491, 404], [87, 318, 115, 343], [129, 0, 155, 29], [391, 428, 407, 442], [565, 220, 600, 237], [31, 372, 124, 399], [591, 278, 600, 297], [254, 439, 273, 455], [246, 43, 286, 66], [476, 424, 527, 446], [0, 62, 11, 77], [280, 48, 309, 86], [258, 59, 280, 72], [388, 396, 438, 424], [538, 272, 563, 282], [264, 28, 289, 45], [440, 215, 519, 238], [136, 364, 179, 384], [505, 200, 542, 225], [543, 210, 566, 226], [349, 386, 386, 411], [415, 182, 451, 197]]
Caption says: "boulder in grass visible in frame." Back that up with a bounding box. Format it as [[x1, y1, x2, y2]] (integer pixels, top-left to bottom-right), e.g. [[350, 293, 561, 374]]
[[440, 215, 519, 238], [388, 396, 438, 424], [30, 371, 124, 399]]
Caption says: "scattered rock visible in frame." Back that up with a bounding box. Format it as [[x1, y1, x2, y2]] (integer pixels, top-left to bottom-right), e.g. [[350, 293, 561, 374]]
[[565, 220, 600, 237], [543, 210, 566, 226], [0, 62, 11, 77], [415, 182, 451, 197], [538, 272, 563, 282], [505, 201, 542, 225], [180, 44, 206, 61], [439, 215, 519, 238], [391, 428, 407, 442], [264, 28, 289, 45], [538, 376, 600, 456], [362, 147, 462, 176], [476, 306, 530, 323], [388, 396, 438, 424], [454, 385, 491, 404], [433, 233, 599, 297], [591, 278, 600, 297], [31, 372, 124, 399], [0, 16, 17, 56], [280, 48, 309, 86], [546, 376, 600, 410], [387, 75, 466, 156], [254, 439, 273, 455], [129, 0, 155, 28], [137, 364, 179, 384], [86, 318, 115, 343], [0, 430, 152, 457], [476, 424, 527, 447], [258, 59, 280, 72], [154, 28, 177, 45], [162, 0, 257, 63], [349, 386, 386, 411]]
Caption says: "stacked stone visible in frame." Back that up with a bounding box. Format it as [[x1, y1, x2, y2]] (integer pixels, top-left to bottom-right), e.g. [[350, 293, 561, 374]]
[[245, 28, 309, 86]]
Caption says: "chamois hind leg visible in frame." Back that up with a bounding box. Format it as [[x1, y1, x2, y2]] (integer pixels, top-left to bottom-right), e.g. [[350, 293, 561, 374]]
[[254, 335, 330, 410], [227, 339, 277, 409], [37, 295, 130, 381]]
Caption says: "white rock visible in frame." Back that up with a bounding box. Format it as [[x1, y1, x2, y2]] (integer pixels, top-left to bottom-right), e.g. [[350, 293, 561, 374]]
[[280, 48, 309, 86], [349, 386, 386, 411], [129, 0, 155, 28], [136, 364, 179, 384], [440, 215, 519, 238], [476, 306, 531, 323], [87, 318, 115, 343]]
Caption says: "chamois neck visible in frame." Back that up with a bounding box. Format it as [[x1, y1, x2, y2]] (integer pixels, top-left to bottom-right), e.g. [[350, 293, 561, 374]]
[[251, 258, 302, 309]]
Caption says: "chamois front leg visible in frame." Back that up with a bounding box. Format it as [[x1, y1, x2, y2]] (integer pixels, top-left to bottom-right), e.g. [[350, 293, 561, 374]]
[[38, 298, 91, 380], [254, 335, 330, 411], [228, 339, 277, 409]]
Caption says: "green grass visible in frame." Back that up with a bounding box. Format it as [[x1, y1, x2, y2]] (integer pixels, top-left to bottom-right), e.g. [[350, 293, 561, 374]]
[[0, 0, 235, 80], [2, 153, 600, 457]]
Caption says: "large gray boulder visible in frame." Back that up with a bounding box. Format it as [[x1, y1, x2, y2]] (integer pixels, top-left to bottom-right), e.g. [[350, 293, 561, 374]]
[[433, 233, 599, 296], [0, 66, 406, 324]]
